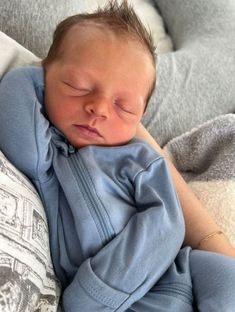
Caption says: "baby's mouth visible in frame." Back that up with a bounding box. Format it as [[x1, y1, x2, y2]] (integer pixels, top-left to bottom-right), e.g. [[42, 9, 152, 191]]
[[74, 124, 102, 138]]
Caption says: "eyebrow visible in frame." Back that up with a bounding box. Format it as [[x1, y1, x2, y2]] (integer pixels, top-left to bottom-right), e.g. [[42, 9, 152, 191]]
[[66, 68, 94, 81], [62, 77, 91, 93]]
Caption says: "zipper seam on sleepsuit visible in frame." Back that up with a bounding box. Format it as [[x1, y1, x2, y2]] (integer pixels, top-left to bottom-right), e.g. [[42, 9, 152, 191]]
[[69, 153, 113, 244]]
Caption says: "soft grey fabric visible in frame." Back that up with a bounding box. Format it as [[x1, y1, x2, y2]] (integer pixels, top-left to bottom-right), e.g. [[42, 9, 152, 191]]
[[142, 0, 235, 146], [165, 114, 235, 183], [0, 0, 85, 58], [165, 114, 235, 247]]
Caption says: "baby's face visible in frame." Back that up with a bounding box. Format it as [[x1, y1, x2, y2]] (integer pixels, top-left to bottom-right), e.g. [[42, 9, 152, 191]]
[[44, 25, 155, 148]]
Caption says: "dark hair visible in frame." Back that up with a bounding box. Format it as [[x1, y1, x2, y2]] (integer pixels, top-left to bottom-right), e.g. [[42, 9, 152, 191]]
[[42, 0, 157, 105]]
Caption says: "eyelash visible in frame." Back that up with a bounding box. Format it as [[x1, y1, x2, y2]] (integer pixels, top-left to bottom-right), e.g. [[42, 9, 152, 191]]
[[64, 81, 91, 95], [114, 101, 133, 114], [64, 82, 135, 115]]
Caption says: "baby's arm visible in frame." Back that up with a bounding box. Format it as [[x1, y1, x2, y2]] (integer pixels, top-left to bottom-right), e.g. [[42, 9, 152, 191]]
[[136, 123, 235, 259], [0, 67, 53, 182], [62, 155, 185, 312]]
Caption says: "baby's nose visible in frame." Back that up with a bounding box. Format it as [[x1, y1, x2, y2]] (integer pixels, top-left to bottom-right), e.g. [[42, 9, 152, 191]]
[[85, 97, 110, 118]]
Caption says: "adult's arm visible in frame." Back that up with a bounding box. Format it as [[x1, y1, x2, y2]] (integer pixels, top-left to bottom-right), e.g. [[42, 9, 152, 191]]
[[136, 123, 235, 259]]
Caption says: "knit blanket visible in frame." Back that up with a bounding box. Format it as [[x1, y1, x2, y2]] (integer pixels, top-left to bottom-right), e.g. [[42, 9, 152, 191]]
[[165, 114, 235, 247]]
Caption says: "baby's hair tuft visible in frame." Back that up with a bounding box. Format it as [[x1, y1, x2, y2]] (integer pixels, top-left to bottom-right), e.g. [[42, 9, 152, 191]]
[[42, 0, 156, 68]]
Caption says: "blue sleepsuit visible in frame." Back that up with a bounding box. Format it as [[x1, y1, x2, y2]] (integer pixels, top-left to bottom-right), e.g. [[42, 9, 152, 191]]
[[0, 66, 235, 312]]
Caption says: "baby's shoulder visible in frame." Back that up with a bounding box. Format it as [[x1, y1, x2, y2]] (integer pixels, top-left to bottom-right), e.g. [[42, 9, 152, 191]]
[[127, 138, 163, 162], [79, 139, 164, 179], [1, 65, 43, 87]]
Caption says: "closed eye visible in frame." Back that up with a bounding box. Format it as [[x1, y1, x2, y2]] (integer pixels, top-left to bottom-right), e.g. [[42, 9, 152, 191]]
[[63, 81, 91, 96], [114, 101, 135, 115]]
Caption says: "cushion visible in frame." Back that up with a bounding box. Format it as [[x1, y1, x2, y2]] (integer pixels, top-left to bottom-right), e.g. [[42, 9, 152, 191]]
[[0, 31, 40, 78], [0, 0, 86, 58], [142, 0, 235, 146], [0, 151, 61, 311]]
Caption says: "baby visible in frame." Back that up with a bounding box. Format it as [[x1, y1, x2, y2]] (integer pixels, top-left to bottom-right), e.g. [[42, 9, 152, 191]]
[[1, 1, 235, 311]]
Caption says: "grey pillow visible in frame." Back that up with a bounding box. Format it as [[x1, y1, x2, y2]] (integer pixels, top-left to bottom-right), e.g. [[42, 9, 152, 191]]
[[142, 0, 235, 146], [0, 0, 86, 58]]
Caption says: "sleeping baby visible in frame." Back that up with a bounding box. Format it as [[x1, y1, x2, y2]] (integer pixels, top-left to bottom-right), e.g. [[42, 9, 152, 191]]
[[1, 1, 235, 311]]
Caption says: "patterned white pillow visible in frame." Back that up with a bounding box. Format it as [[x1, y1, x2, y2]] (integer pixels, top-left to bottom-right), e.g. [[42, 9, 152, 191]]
[[0, 151, 61, 311]]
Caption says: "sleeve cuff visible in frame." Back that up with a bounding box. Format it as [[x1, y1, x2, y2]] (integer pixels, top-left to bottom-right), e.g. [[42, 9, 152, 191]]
[[63, 258, 129, 311]]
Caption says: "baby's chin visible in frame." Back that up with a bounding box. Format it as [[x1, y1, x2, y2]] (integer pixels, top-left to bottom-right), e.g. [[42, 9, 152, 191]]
[[68, 139, 103, 149], [70, 138, 132, 149]]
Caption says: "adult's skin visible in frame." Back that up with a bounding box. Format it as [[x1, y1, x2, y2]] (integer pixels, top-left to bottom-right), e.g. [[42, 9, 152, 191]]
[[136, 124, 235, 259], [140, 0, 235, 260]]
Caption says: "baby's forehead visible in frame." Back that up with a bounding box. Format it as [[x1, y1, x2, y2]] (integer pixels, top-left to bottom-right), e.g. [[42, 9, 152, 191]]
[[56, 22, 156, 88], [67, 19, 134, 37], [60, 23, 155, 72], [64, 21, 150, 53]]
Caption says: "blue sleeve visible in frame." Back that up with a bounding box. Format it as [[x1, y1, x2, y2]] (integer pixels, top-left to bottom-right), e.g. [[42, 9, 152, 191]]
[[63, 157, 185, 311], [0, 67, 53, 182]]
